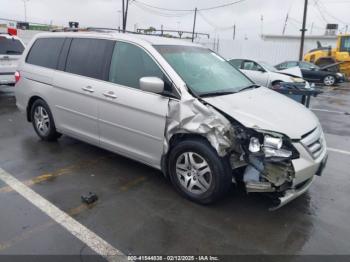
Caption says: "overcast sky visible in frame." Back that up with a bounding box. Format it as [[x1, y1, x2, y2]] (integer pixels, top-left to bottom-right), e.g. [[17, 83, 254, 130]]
[[0, 0, 349, 40]]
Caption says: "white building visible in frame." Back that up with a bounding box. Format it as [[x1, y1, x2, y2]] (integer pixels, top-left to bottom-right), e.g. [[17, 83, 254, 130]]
[[198, 34, 338, 65]]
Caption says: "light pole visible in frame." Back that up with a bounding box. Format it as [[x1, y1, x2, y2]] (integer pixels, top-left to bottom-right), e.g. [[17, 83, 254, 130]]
[[22, 0, 29, 22]]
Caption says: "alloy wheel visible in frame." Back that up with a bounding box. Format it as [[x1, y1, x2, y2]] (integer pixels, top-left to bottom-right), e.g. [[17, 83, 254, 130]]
[[34, 106, 50, 136], [324, 76, 335, 86], [175, 152, 213, 195]]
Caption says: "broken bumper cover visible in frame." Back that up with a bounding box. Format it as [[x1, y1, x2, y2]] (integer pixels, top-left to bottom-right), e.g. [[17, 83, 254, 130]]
[[270, 147, 328, 210], [269, 176, 314, 211]]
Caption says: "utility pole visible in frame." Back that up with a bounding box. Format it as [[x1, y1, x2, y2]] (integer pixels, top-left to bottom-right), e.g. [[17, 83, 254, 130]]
[[117, 10, 121, 31], [345, 25, 348, 34], [310, 22, 314, 35], [191, 7, 197, 42], [233, 25, 235, 40], [122, 0, 125, 32], [123, 0, 129, 32], [22, 0, 29, 22], [260, 15, 264, 36], [282, 13, 289, 35], [299, 0, 308, 61]]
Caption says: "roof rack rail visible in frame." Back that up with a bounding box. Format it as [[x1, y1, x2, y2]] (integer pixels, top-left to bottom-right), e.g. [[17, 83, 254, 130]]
[[85, 27, 193, 39]]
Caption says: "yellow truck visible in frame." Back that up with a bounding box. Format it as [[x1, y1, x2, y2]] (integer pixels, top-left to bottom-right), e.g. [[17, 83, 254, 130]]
[[304, 34, 350, 78]]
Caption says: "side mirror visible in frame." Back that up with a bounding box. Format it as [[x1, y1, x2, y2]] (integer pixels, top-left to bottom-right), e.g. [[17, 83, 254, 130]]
[[139, 77, 164, 94], [310, 67, 316, 71]]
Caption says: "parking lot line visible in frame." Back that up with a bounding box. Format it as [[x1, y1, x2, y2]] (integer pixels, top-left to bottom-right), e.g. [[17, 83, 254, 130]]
[[0, 156, 110, 193], [0, 168, 127, 262], [311, 108, 349, 115], [120, 176, 147, 191], [328, 147, 350, 156], [0, 203, 96, 252]]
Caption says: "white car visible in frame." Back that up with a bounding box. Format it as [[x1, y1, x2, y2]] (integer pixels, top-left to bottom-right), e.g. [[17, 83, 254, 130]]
[[0, 34, 25, 86], [15, 32, 327, 209], [229, 59, 309, 88]]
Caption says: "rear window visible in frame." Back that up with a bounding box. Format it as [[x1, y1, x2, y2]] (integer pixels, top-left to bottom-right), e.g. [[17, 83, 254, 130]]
[[0, 37, 25, 55], [65, 38, 114, 80], [26, 38, 65, 69]]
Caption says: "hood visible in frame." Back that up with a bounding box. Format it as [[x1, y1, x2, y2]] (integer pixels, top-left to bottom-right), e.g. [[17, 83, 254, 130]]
[[320, 61, 342, 70], [203, 87, 319, 139], [278, 67, 303, 78]]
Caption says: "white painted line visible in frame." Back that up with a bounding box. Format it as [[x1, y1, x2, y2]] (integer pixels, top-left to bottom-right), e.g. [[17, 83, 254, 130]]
[[311, 108, 349, 115], [328, 147, 350, 156], [0, 168, 127, 262]]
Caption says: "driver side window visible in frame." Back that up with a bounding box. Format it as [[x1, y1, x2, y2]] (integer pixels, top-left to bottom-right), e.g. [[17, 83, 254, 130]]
[[109, 41, 172, 91]]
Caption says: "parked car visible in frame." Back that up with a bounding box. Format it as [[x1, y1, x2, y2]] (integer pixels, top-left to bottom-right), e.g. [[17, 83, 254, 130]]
[[229, 59, 310, 89], [275, 61, 345, 86], [15, 33, 327, 209], [0, 33, 25, 86]]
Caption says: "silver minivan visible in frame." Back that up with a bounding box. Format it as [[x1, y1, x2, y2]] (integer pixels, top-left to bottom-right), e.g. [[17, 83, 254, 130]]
[[15, 32, 328, 209], [0, 34, 25, 85]]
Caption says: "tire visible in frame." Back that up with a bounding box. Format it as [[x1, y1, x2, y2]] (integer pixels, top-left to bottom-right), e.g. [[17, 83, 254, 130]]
[[323, 75, 336, 86], [30, 99, 61, 141], [168, 138, 232, 204]]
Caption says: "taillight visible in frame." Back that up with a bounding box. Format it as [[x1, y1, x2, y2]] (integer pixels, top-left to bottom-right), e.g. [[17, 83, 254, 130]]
[[15, 71, 20, 84]]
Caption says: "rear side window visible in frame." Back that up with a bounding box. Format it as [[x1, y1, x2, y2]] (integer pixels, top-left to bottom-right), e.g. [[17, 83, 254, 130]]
[[0, 37, 25, 55], [65, 38, 114, 80], [242, 61, 263, 71], [229, 59, 242, 69], [26, 38, 65, 69]]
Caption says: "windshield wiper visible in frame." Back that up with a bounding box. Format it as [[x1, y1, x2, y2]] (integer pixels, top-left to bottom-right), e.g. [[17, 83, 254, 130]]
[[200, 91, 237, 97], [238, 84, 260, 92]]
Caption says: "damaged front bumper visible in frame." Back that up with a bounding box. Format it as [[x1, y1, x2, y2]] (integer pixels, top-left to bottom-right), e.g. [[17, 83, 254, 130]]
[[269, 176, 315, 211], [241, 127, 328, 210]]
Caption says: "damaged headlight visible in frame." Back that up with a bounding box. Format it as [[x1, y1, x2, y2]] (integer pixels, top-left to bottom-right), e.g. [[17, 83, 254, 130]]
[[248, 133, 296, 159], [264, 136, 282, 149]]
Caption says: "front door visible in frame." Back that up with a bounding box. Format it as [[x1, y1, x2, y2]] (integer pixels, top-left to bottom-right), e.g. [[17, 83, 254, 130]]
[[98, 41, 170, 168]]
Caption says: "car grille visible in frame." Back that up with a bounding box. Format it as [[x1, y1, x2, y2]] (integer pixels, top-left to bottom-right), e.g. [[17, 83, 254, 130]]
[[300, 126, 326, 159]]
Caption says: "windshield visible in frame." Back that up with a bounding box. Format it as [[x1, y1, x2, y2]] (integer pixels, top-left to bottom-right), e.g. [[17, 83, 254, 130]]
[[259, 61, 277, 72], [0, 37, 25, 55], [301, 61, 320, 70], [340, 36, 350, 52], [154, 45, 253, 96]]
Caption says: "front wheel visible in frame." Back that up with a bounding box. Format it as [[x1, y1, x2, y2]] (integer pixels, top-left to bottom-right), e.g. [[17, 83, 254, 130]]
[[31, 99, 61, 141], [323, 75, 336, 86], [168, 138, 232, 204]]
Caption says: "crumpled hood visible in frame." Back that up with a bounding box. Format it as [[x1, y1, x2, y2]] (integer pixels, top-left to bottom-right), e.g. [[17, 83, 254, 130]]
[[203, 87, 319, 139]]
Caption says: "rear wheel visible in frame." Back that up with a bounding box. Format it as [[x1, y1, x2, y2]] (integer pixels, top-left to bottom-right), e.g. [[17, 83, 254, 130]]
[[168, 138, 232, 204], [31, 99, 61, 141], [323, 75, 336, 86]]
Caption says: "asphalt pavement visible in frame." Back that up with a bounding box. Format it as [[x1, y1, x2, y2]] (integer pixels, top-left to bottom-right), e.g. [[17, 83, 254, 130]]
[[0, 83, 349, 261]]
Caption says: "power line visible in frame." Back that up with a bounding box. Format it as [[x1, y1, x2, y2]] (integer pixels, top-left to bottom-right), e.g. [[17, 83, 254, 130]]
[[132, 2, 192, 17], [133, 0, 247, 12], [197, 11, 233, 30], [316, 0, 349, 25]]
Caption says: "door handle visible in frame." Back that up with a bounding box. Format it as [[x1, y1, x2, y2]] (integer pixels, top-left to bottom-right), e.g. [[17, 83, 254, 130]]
[[103, 91, 117, 99], [82, 86, 94, 93]]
